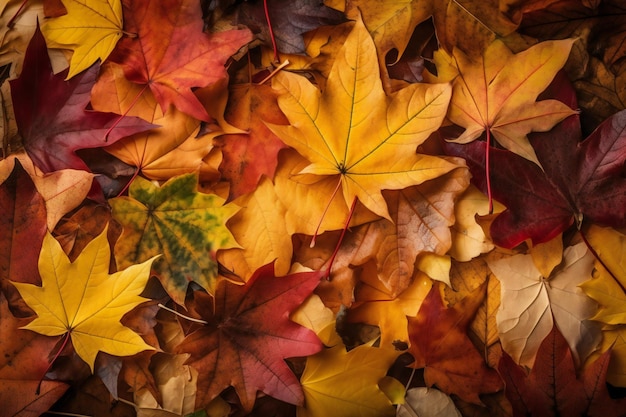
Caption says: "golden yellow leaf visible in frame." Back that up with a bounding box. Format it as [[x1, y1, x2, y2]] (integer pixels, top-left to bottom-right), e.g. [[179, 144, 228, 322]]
[[267, 13, 458, 221], [11, 227, 157, 372], [217, 176, 292, 281], [291, 293, 337, 346], [297, 340, 400, 417], [348, 270, 432, 347], [42, 0, 123, 79], [580, 225, 626, 325], [426, 38, 577, 165]]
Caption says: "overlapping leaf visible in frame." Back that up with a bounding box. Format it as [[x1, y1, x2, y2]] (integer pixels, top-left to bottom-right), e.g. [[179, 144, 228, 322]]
[[407, 282, 503, 404], [268, 14, 459, 220], [0, 159, 46, 290], [580, 225, 626, 325], [9, 25, 155, 174], [427, 38, 576, 165], [106, 0, 252, 121], [445, 107, 626, 248], [42, 0, 124, 79], [110, 173, 238, 304], [175, 263, 323, 411]]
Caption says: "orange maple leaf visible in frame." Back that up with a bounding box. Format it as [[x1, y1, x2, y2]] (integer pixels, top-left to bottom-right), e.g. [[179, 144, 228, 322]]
[[107, 0, 252, 121]]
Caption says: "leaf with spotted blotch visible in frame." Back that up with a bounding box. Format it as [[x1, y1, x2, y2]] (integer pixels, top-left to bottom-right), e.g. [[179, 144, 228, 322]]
[[110, 173, 239, 305]]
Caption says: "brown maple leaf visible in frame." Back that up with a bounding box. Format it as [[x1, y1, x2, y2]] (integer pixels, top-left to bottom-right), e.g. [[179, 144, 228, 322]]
[[175, 263, 323, 411]]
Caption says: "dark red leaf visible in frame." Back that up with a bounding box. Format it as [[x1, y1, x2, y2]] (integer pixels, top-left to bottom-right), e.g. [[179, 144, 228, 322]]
[[9, 25, 156, 174]]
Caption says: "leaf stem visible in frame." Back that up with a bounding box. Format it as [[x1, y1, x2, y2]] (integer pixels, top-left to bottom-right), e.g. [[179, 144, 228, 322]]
[[102, 83, 150, 142], [115, 167, 140, 197], [7, 0, 28, 28], [485, 129, 493, 214], [158, 303, 209, 324], [324, 196, 357, 280], [256, 59, 290, 85], [311, 175, 342, 248], [263, 0, 279, 63], [36, 332, 71, 395]]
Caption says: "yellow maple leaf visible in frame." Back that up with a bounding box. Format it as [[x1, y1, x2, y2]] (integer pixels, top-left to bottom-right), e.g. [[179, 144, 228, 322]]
[[11, 227, 157, 372], [298, 339, 400, 417], [267, 13, 459, 221], [425, 38, 577, 165], [42, 0, 124, 79]]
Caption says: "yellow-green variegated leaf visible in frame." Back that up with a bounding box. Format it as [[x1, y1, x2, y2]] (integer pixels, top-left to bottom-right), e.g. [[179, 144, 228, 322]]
[[110, 173, 239, 304]]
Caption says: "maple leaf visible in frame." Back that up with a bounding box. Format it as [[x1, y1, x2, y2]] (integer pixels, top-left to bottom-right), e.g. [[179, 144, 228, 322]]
[[427, 38, 577, 166], [267, 13, 459, 221], [406, 282, 503, 404], [10, 227, 157, 372], [110, 173, 238, 305], [297, 340, 400, 417], [174, 263, 324, 411], [107, 0, 252, 121], [93, 63, 239, 181], [41, 0, 124, 79], [445, 107, 626, 248], [0, 292, 69, 416], [498, 323, 626, 417], [9, 25, 156, 174], [235, 0, 347, 55], [487, 241, 600, 369]]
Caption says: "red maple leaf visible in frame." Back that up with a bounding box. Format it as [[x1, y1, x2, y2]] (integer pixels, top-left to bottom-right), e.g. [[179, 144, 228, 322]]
[[406, 282, 503, 404], [9, 25, 156, 175], [108, 0, 252, 122], [499, 324, 626, 417], [174, 263, 323, 411]]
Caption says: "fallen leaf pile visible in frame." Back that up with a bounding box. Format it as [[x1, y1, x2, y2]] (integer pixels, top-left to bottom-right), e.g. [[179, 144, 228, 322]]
[[1, 0, 625, 416]]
